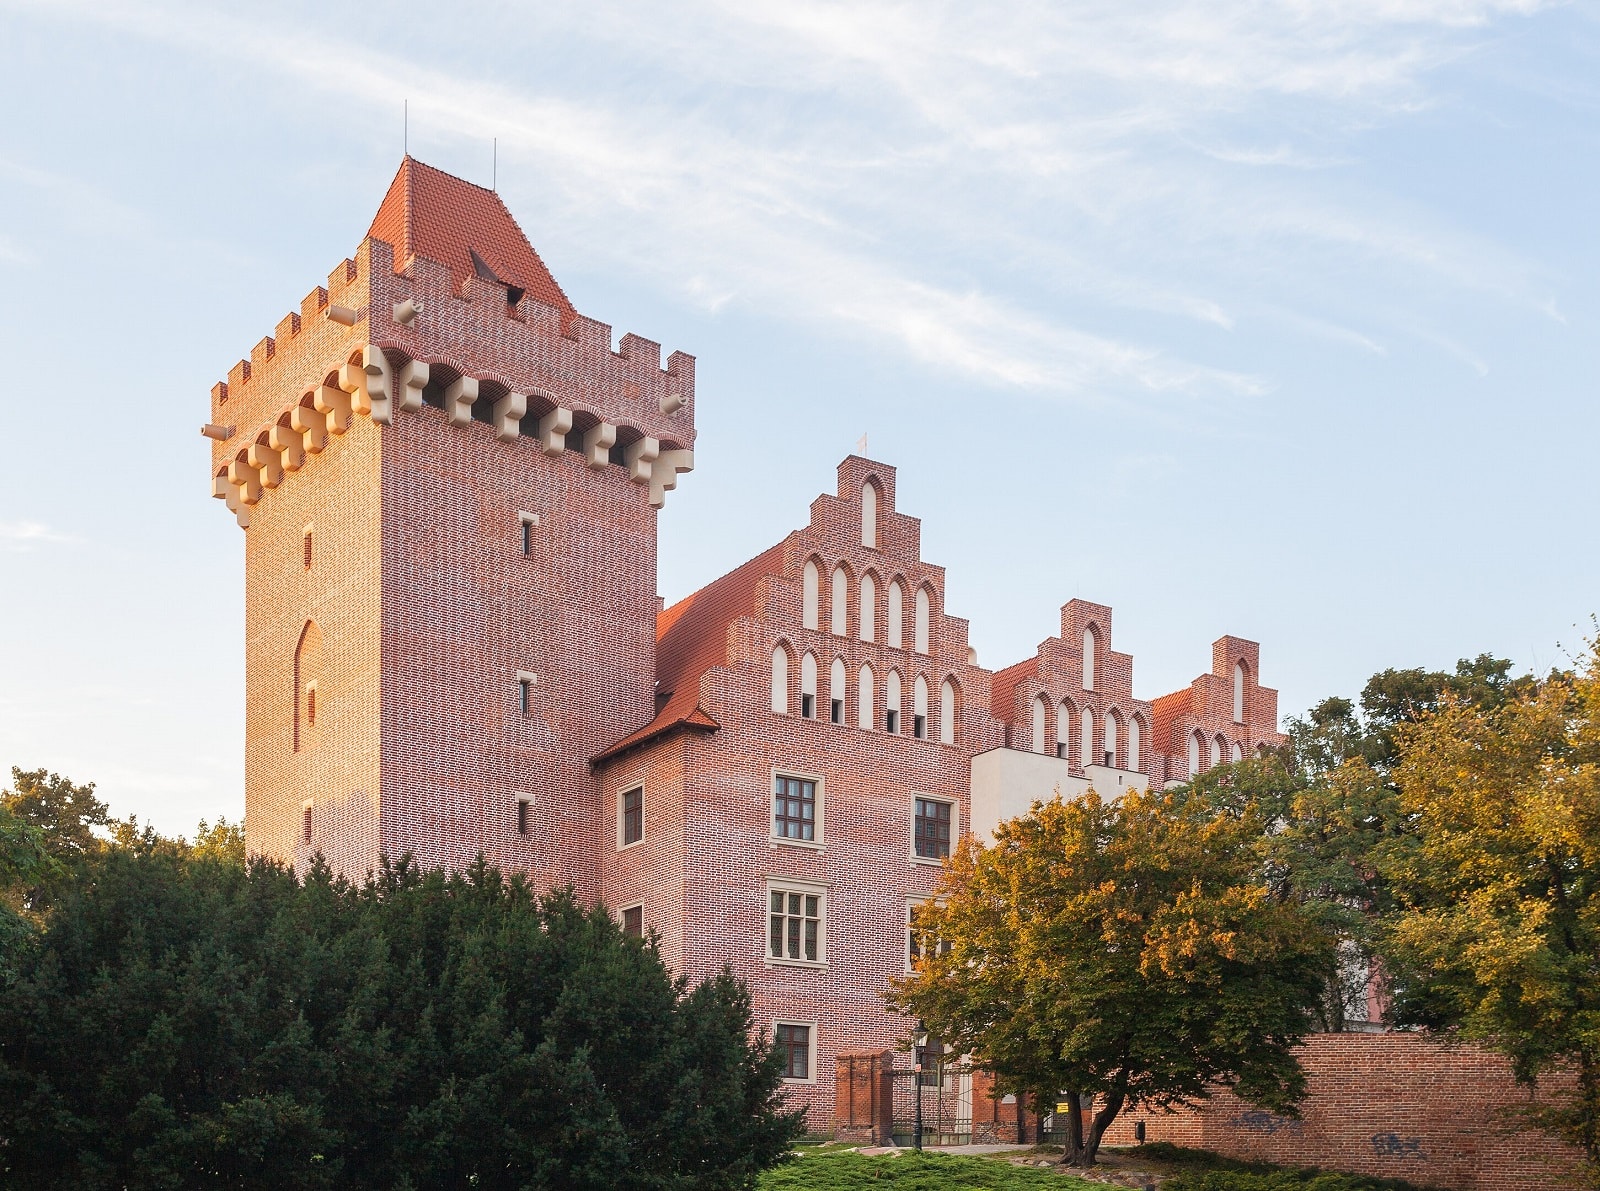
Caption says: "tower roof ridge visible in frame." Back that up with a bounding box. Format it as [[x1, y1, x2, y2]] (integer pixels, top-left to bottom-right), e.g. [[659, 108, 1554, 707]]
[[367, 156, 574, 317]]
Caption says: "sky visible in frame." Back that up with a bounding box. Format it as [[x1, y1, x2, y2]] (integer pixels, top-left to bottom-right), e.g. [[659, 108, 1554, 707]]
[[1, 0, 1597, 835]]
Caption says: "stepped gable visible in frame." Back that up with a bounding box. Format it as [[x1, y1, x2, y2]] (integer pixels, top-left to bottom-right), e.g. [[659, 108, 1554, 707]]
[[987, 658, 1034, 739], [368, 156, 574, 316], [596, 542, 789, 761]]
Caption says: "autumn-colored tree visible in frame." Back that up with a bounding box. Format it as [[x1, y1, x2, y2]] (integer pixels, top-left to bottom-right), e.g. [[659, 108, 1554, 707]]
[[1384, 647, 1600, 1182], [888, 786, 1329, 1167]]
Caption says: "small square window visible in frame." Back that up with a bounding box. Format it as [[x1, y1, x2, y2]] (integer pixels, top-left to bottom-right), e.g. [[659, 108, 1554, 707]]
[[914, 798, 952, 860], [1056, 742, 1068, 759], [773, 775, 817, 842], [622, 905, 643, 937], [620, 786, 643, 846], [776, 1022, 811, 1081], [516, 799, 530, 836], [769, 887, 823, 964]]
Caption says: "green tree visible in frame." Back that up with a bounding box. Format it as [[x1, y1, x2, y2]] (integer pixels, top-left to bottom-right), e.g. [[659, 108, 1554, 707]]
[[1, 768, 109, 910], [1382, 648, 1600, 1182], [889, 787, 1329, 1167], [0, 841, 801, 1189]]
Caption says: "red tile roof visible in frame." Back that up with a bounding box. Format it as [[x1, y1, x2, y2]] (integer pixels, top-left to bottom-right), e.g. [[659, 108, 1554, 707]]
[[367, 157, 574, 316], [594, 541, 790, 763], [1150, 688, 1193, 750], [987, 657, 1036, 728]]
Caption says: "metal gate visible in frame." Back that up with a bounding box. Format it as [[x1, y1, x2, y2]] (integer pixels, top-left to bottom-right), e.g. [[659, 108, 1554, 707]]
[[888, 1053, 973, 1147]]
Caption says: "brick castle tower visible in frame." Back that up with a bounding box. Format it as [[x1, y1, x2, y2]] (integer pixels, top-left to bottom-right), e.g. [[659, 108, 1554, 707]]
[[206, 158, 695, 890]]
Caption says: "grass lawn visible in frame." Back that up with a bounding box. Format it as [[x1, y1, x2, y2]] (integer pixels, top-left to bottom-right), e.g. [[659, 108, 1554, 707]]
[[758, 1148, 1104, 1190]]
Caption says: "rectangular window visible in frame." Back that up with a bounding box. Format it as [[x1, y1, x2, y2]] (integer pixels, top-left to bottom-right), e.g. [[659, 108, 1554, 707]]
[[516, 798, 530, 836], [302, 805, 312, 843], [801, 693, 816, 719], [909, 901, 953, 970], [773, 775, 816, 842], [830, 698, 843, 724], [914, 797, 953, 860], [521, 519, 532, 555], [769, 888, 822, 963], [886, 709, 899, 734], [302, 530, 313, 570], [620, 786, 643, 846], [1056, 742, 1068, 759], [776, 1023, 811, 1081], [622, 905, 643, 937], [519, 678, 531, 716], [913, 713, 926, 739]]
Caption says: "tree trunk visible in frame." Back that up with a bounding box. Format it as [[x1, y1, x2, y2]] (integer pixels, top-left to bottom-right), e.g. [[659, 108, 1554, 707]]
[[1051, 1092, 1085, 1165], [1076, 1087, 1126, 1167]]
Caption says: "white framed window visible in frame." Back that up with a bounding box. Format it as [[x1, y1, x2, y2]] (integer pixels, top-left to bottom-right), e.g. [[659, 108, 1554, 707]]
[[767, 878, 827, 968], [775, 1020, 817, 1082], [771, 768, 825, 848], [907, 897, 952, 972], [618, 784, 644, 848], [514, 793, 533, 837], [518, 510, 539, 556], [620, 903, 643, 938], [887, 580, 904, 649], [911, 795, 956, 864]]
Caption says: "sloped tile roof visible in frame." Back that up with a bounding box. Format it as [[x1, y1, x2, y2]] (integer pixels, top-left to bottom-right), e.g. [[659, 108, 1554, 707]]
[[594, 542, 789, 763], [987, 657, 1037, 727], [367, 157, 574, 316]]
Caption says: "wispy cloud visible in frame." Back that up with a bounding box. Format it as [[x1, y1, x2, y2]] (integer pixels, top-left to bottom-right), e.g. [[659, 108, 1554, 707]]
[[2, 0, 1557, 402], [0, 520, 76, 550]]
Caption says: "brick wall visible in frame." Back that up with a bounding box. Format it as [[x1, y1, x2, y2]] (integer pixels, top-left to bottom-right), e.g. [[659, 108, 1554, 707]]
[[1099, 1033, 1585, 1191]]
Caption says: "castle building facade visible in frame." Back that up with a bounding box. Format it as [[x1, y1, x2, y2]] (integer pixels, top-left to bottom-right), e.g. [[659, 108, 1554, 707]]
[[207, 158, 1285, 1127]]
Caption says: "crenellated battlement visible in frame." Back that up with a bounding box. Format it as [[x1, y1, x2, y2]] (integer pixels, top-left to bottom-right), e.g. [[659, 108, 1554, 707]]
[[207, 211, 697, 529]]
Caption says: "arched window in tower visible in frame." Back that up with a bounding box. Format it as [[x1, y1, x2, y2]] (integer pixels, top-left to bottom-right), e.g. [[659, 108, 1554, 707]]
[[1231, 740, 1244, 763], [886, 670, 903, 733], [802, 560, 820, 631], [1189, 730, 1205, 775], [940, 678, 959, 744], [887, 580, 904, 649], [294, 620, 324, 753], [1080, 705, 1094, 767], [858, 663, 875, 730], [1083, 627, 1097, 692], [1104, 712, 1118, 768], [862, 480, 878, 548], [1032, 694, 1048, 754], [859, 573, 877, 642], [915, 587, 931, 655], [1216, 733, 1229, 767], [1128, 715, 1143, 772], [800, 653, 818, 719], [831, 565, 849, 636], [770, 644, 790, 715], [830, 657, 847, 724], [913, 675, 929, 739], [1233, 660, 1246, 724], [1056, 700, 1072, 759]]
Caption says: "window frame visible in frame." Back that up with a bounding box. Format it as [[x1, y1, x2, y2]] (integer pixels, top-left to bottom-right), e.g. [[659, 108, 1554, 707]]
[[618, 783, 644, 849], [302, 522, 314, 570], [765, 878, 828, 969], [518, 510, 539, 557], [515, 794, 532, 837], [774, 1019, 818, 1083], [906, 896, 953, 973], [620, 903, 644, 938], [910, 794, 957, 865], [301, 800, 313, 845], [516, 670, 537, 717], [770, 768, 825, 850]]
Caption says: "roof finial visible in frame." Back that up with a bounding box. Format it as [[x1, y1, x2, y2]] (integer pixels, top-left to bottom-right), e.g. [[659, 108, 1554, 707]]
[[856, 433, 868, 456]]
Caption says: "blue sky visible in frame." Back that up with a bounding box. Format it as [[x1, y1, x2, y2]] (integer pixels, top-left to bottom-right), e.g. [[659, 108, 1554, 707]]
[[1, 0, 1596, 835]]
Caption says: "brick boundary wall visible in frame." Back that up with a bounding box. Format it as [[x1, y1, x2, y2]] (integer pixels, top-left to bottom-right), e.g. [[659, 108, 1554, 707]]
[[1097, 1033, 1584, 1191]]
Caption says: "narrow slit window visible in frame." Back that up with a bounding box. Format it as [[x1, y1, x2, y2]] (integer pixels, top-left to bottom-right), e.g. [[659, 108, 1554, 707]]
[[302, 529, 313, 570], [306, 684, 317, 728], [521, 520, 532, 556], [519, 677, 531, 716], [302, 805, 312, 843], [516, 798, 530, 836]]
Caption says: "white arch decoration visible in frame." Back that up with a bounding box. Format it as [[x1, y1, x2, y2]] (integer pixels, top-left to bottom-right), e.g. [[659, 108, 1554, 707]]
[[770, 645, 790, 714], [831, 566, 849, 636], [887, 580, 904, 649], [802, 560, 820, 630], [860, 573, 877, 643]]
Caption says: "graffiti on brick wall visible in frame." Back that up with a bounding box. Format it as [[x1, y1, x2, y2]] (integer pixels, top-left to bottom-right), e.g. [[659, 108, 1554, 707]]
[[1227, 1109, 1303, 1136], [1370, 1132, 1425, 1159]]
